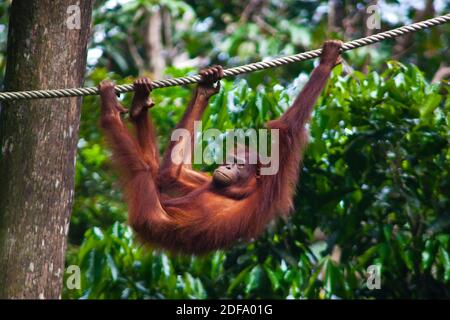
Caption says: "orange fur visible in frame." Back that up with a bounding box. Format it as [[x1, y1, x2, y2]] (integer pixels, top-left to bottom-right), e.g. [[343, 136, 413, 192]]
[[99, 41, 342, 254]]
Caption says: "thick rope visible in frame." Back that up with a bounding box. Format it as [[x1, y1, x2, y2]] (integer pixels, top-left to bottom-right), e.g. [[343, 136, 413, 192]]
[[1, 13, 449, 102]]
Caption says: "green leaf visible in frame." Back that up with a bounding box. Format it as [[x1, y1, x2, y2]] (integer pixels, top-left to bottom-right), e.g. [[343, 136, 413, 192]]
[[438, 246, 450, 282], [245, 265, 263, 295], [227, 266, 251, 294], [263, 265, 280, 291], [106, 254, 119, 281]]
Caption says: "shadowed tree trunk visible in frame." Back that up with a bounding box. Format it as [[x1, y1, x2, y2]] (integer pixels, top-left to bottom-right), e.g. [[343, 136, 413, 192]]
[[328, 0, 345, 33], [161, 6, 174, 65], [393, 0, 435, 59], [0, 0, 93, 299]]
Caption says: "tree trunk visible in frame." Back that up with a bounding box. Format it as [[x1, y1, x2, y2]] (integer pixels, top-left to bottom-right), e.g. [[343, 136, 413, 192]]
[[161, 6, 174, 65], [393, 0, 435, 59], [145, 7, 165, 79], [0, 0, 93, 299], [327, 0, 345, 33]]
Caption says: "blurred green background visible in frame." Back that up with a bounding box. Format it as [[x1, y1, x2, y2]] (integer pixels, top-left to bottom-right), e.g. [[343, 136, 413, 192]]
[[1, 0, 450, 299]]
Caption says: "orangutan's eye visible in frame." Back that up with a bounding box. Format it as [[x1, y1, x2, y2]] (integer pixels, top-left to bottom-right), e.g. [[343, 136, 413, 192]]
[[237, 163, 245, 169]]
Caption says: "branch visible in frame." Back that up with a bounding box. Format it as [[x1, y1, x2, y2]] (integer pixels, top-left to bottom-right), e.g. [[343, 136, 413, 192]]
[[253, 15, 277, 36], [126, 33, 146, 74], [240, 0, 263, 23], [432, 64, 450, 83]]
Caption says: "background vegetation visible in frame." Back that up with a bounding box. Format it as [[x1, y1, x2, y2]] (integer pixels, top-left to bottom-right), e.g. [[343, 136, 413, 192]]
[[1, 0, 450, 299]]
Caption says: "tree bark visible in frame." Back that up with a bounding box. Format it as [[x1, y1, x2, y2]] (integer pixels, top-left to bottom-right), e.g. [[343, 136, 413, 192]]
[[327, 0, 345, 33], [145, 7, 166, 79], [0, 0, 93, 299]]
